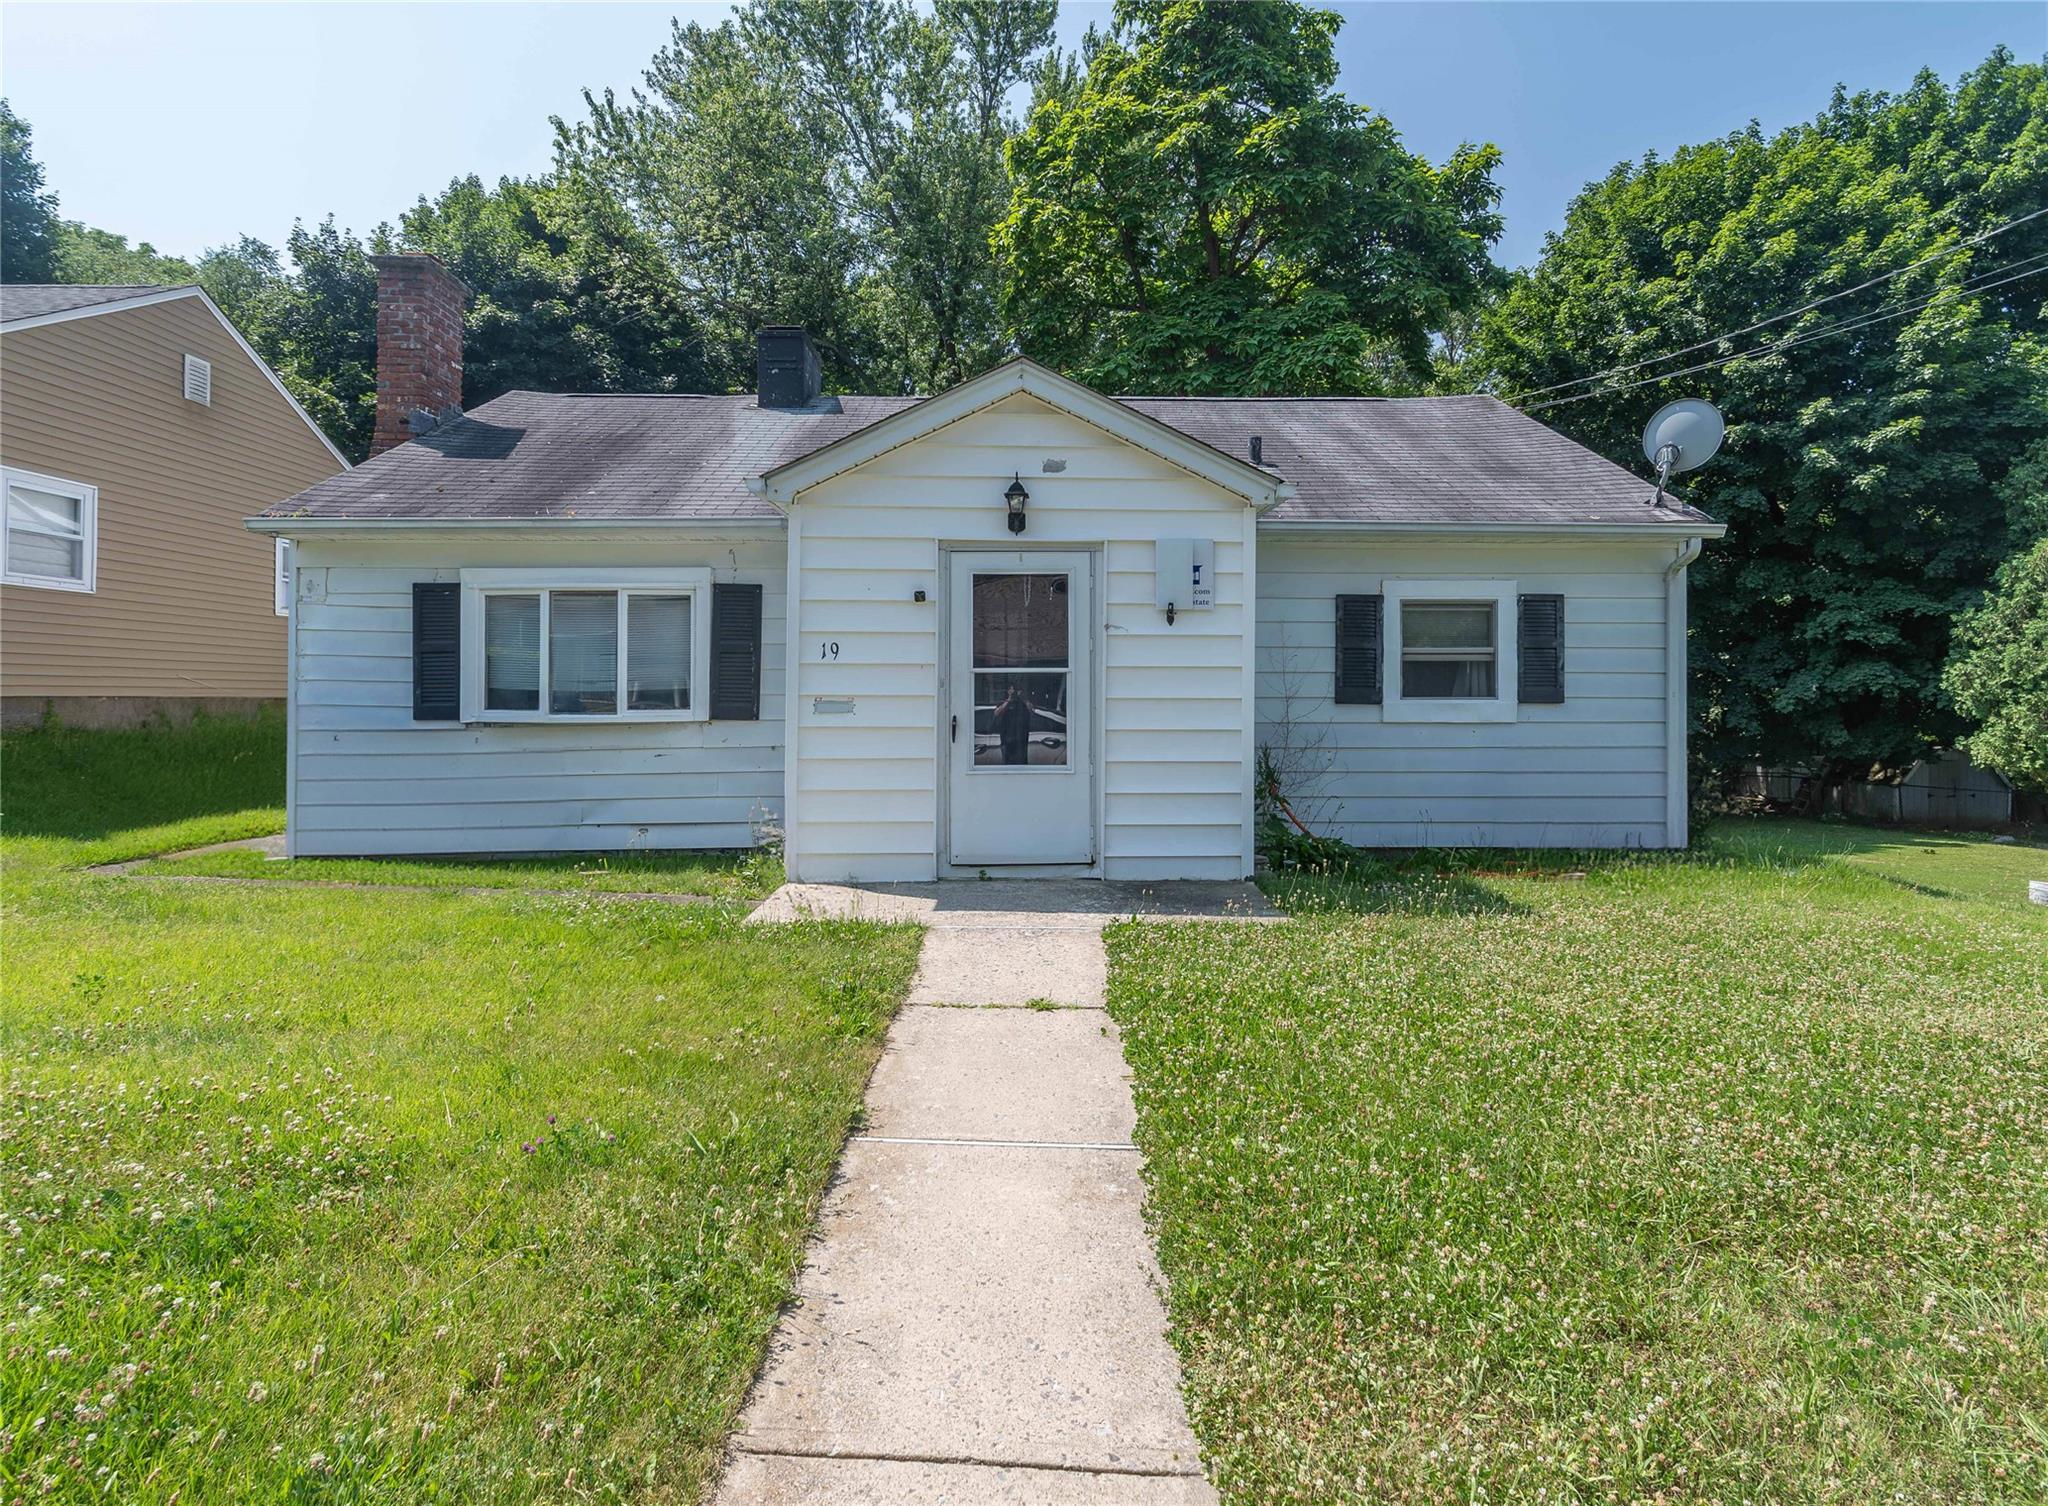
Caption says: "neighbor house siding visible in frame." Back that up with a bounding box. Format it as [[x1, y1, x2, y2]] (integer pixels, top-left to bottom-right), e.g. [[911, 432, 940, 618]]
[[789, 392, 1253, 882], [0, 295, 343, 702], [1256, 537, 1678, 848], [285, 532, 785, 856]]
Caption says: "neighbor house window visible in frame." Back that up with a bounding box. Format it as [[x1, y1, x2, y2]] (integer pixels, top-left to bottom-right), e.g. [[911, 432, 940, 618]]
[[2, 466, 97, 592], [1400, 601, 1496, 698], [1382, 578, 1518, 723], [461, 568, 710, 722]]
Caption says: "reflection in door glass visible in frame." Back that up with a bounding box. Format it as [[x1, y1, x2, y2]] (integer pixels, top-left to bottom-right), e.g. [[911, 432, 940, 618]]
[[972, 573, 1068, 668], [973, 671, 1067, 766], [971, 573, 1069, 767]]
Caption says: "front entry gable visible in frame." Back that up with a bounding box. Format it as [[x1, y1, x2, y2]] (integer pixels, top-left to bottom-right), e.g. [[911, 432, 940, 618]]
[[748, 357, 1294, 509]]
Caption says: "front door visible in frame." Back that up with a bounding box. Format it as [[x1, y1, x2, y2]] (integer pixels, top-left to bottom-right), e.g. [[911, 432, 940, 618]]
[[946, 551, 1093, 867]]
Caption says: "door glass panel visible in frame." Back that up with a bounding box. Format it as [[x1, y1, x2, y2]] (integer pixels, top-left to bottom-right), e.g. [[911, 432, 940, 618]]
[[971, 571, 1070, 767], [972, 671, 1069, 766], [972, 573, 1068, 669], [549, 590, 618, 714]]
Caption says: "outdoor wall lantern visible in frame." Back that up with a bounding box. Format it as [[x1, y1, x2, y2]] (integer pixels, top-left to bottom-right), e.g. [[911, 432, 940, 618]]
[[1005, 474, 1029, 534]]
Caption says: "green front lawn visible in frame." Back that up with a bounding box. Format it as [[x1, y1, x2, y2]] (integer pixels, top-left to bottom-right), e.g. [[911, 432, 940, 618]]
[[128, 846, 781, 900], [1111, 822, 2048, 1504], [1, 717, 917, 1503]]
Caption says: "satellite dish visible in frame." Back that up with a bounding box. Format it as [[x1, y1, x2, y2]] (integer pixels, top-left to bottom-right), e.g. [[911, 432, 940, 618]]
[[1641, 398, 1724, 507]]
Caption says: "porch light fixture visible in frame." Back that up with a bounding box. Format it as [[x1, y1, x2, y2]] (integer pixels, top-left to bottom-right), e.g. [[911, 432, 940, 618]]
[[1004, 474, 1029, 534]]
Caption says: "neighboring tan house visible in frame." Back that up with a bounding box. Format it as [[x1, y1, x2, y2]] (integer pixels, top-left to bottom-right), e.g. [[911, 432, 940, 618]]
[[254, 254, 1724, 875], [0, 284, 348, 728]]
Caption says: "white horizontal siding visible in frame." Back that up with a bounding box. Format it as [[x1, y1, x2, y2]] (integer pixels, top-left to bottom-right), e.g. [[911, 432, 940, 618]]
[[286, 532, 786, 857], [789, 391, 1253, 882], [1256, 537, 1677, 849]]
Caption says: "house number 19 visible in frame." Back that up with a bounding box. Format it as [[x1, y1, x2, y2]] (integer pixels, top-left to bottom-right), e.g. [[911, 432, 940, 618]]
[[818, 641, 840, 660]]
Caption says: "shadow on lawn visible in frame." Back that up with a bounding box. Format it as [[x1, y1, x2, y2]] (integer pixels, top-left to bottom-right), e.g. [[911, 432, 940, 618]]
[[0, 711, 285, 840], [1258, 862, 1529, 917]]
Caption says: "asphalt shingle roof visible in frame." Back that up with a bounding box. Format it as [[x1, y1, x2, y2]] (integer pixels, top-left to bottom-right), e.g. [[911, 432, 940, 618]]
[[260, 387, 1716, 529], [0, 283, 191, 323]]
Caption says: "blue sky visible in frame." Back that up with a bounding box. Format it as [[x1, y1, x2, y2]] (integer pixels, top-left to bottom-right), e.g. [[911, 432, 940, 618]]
[[4, 2, 2040, 273]]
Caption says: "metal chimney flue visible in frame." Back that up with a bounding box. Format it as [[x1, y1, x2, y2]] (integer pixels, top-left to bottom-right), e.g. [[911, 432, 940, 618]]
[[758, 327, 823, 409]]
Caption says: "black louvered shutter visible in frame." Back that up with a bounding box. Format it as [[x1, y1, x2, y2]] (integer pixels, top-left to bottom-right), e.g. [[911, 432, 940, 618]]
[[1519, 593, 1565, 704], [412, 582, 460, 721], [709, 582, 763, 720], [1334, 594, 1383, 705]]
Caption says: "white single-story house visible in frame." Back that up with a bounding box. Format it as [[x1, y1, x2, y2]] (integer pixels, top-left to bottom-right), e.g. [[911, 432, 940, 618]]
[[251, 255, 1724, 882]]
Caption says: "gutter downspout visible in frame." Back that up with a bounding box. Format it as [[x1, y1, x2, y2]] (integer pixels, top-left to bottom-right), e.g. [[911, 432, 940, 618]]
[[1664, 538, 1704, 848]]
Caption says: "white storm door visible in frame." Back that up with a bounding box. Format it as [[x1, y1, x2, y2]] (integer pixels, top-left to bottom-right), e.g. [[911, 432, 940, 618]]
[[947, 551, 1093, 867]]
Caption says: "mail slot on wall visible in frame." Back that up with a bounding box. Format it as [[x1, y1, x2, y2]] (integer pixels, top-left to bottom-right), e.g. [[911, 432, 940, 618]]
[[1155, 537, 1215, 612]]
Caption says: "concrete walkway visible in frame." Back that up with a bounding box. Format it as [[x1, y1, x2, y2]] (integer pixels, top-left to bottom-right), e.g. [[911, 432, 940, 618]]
[[717, 882, 1272, 1504]]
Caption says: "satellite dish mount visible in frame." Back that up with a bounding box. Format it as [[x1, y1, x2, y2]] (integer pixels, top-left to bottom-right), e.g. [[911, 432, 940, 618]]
[[1641, 398, 1725, 508]]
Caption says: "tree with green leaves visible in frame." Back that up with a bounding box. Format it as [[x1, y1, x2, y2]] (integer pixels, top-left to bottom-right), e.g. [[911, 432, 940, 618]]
[[2, 99, 61, 282], [1943, 430, 2048, 795], [52, 223, 196, 284], [1944, 536, 2048, 795], [398, 173, 708, 404], [190, 219, 386, 461], [996, 0, 1503, 395], [558, 0, 1053, 394], [1475, 49, 2048, 786]]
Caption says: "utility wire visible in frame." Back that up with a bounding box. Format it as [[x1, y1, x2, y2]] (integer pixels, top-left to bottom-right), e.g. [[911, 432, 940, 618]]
[[1506, 203, 2048, 405], [1520, 254, 2048, 412]]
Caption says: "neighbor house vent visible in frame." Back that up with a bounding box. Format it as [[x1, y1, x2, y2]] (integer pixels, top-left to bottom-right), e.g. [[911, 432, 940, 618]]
[[183, 354, 212, 406]]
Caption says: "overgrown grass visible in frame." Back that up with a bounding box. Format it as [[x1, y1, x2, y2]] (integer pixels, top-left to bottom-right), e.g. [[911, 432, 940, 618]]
[[1, 716, 918, 1503], [1112, 822, 2048, 1504]]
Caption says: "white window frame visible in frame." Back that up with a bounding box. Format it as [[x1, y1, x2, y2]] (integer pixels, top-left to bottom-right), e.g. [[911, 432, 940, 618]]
[[1, 465, 98, 593], [1382, 578, 1518, 723], [275, 538, 293, 616], [457, 567, 712, 724]]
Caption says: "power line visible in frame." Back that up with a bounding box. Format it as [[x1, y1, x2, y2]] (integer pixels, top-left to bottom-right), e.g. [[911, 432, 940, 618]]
[[1506, 204, 2048, 405], [1520, 255, 2048, 413]]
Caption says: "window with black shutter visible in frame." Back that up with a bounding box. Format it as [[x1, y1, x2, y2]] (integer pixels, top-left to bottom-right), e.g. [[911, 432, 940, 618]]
[[1334, 593, 1383, 705], [1518, 593, 1565, 704], [412, 581, 461, 721], [709, 582, 763, 720]]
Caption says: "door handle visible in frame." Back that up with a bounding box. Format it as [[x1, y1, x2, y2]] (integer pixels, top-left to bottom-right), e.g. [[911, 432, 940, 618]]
[[951, 714, 958, 744]]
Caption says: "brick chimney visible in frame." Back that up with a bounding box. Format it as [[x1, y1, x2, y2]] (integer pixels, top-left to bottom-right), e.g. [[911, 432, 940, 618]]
[[370, 254, 467, 456]]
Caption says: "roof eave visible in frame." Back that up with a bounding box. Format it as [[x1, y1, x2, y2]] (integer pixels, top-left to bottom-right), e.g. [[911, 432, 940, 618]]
[[1257, 518, 1727, 540], [247, 515, 788, 536]]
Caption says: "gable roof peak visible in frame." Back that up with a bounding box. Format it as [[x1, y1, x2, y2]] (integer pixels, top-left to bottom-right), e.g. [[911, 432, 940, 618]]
[[751, 355, 1294, 508]]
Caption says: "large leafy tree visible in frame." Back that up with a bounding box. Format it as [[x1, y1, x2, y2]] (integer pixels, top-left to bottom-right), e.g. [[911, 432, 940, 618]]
[[2, 99, 61, 282], [398, 173, 709, 404], [558, 0, 1053, 394], [1476, 49, 2048, 781], [996, 0, 1503, 394]]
